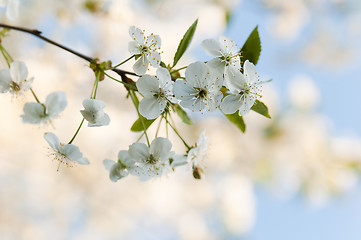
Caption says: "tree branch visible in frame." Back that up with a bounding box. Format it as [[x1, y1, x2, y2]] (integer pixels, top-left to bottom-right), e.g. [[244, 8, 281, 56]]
[[0, 23, 138, 78]]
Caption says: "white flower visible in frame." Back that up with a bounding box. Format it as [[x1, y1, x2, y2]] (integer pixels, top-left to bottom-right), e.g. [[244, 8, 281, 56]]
[[187, 129, 208, 179], [128, 26, 161, 75], [128, 137, 173, 179], [220, 60, 262, 116], [44, 132, 89, 167], [173, 61, 223, 112], [136, 68, 175, 119], [103, 150, 137, 182], [21, 91, 67, 124], [80, 99, 110, 127], [0, 0, 19, 21], [0, 61, 33, 95], [201, 36, 241, 74]]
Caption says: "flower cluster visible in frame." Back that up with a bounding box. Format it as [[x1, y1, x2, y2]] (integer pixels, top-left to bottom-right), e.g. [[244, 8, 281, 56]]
[[104, 130, 208, 181], [0, 22, 268, 181], [128, 27, 263, 120]]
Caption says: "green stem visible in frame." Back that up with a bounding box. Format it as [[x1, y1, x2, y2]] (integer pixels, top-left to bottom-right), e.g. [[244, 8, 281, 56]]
[[30, 88, 41, 103], [0, 44, 12, 67], [111, 55, 134, 69], [68, 118, 85, 144], [155, 115, 163, 138], [129, 90, 150, 146], [103, 71, 137, 90], [165, 114, 191, 150], [170, 65, 187, 74], [90, 70, 101, 99]]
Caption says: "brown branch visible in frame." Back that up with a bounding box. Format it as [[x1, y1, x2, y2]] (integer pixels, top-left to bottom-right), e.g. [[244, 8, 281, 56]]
[[0, 23, 138, 78]]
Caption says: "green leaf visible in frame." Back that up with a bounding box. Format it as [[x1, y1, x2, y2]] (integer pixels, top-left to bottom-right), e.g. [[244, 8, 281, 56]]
[[240, 26, 261, 67], [131, 118, 156, 132], [130, 91, 157, 132], [172, 19, 198, 67], [251, 100, 271, 118], [224, 111, 246, 133], [174, 104, 192, 125]]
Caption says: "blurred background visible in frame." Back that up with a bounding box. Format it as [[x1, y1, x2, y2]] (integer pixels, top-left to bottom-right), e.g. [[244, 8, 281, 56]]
[[0, 0, 361, 239]]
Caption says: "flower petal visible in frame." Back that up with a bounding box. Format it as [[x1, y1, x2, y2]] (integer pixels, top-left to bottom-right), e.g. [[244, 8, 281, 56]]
[[103, 159, 116, 171], [128, 41, 141, 55], [201, 38, 223, 57], [206, 58, 225, 75], [21, 102, 45, 124], [238, 94, 255, 116], [139, 96, 163, 119], [185, 61, 207, 88], [45, 91, 67, 118], [109, 162, 128, 182], [76, 157, 90, 165], [150, 137, 172, 160], [133, 55, 149, 75], [220, 94, 242, 114], [173, 80, 193, 100], [129, 26, 145, 44], [156, 67, 171, 86], [44, 132, 60, 150], [82, 99, 105, 112], [147, 34, 161, 49], [10, 61, 28, 84], [136, 75, 159, 97], [224, 66, 247, 93], [148, 51, 161, 68], [0, 69, 12, 93], [219, 36, 238, 55], [243, 60, 258, 85], [128, 143, 149, 162]]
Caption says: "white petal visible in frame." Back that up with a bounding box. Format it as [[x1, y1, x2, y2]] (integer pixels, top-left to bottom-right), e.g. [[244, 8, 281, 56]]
[[76, 157, 90, 165], [83, 99, 105, 112], [103, 159, 116, 171], [128, 143, 149, 162], [44, 132, 60, 150], [224, 66, 246, 93], [133, 55, 149, 75], [128, 41, 141, 55], [221, 94, 242, 114], [185, 61, 206, 88], [201, 38, 223, 57], [118, 150, 136, 168], [243, 60, 258, 85], [21, 102, 44, 124], [61, 144, 83, 161], [173, 80, 196, 101], [6, 0, 19, 21], [10, 61, 27, 84], [45, 91, 67, 118], [136, 75, 159, 97], [156, 67, 171, 86], [139, 97, 163, 119], [148, 51, 161, 68], [129, 26, 145, 44], [109, 163, 128, 182], [219, 36, 238, 55], [206, 91, 223, 111], [88, 112, 110, 127], [206, 58, 225, 74], [238, 94, 255, 116], [170, 154, 188, 168], [20, 77, 33, 91], [147, 34, 161, 49], [150, 137, 172, 160], [190, 98, 206, 112], [0, 69, 12, 93]]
